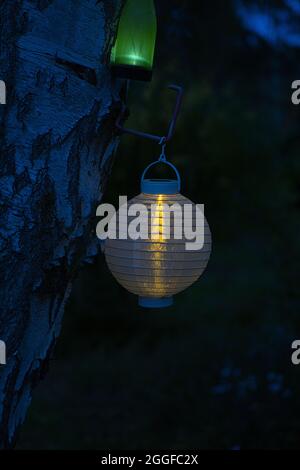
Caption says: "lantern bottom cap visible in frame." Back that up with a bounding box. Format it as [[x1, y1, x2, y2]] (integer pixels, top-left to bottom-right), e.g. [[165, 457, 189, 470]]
[[139, 296, 173, 309]]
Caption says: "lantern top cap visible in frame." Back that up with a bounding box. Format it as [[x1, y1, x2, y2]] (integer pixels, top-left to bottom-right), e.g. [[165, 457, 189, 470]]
[[141, 178, 179, 195], [141, 160, 181, 195]]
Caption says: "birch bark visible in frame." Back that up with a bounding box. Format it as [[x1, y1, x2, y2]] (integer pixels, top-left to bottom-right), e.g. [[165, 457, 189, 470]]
[[0, 0, 124, 448]]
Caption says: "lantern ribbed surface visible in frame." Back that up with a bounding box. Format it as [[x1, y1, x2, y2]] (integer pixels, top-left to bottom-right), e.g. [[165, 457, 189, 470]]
[[104, 191, 212, 307]]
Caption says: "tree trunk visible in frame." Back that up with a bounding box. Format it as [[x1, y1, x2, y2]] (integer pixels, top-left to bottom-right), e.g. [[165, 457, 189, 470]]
[[0, 0, 124, 448]]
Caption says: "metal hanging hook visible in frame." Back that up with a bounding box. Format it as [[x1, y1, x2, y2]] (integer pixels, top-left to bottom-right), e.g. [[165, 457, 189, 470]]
[[115, 84, 183, 144], [158, 137, 167, 162]]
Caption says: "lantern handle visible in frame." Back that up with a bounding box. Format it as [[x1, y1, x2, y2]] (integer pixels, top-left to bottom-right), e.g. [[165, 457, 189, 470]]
[[116, 84, 183, 143], [141, 160, 181, 192]]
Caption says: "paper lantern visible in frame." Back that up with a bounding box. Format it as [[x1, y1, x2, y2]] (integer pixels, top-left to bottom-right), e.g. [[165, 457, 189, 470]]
[[110, 0, 157, 81], [104, 161, 212, 308]]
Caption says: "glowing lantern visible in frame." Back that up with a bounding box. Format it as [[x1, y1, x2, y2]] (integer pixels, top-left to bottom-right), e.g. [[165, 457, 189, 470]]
[[110, 0, 157, 81], [104, 160, 212, 308]]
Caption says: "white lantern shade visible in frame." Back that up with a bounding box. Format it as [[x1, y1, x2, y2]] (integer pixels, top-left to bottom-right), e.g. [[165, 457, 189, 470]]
[[104, 175, 211, 308]]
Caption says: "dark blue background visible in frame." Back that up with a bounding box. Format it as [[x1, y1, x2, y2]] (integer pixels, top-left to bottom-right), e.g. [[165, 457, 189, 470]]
[[17, 0, 300, 449]]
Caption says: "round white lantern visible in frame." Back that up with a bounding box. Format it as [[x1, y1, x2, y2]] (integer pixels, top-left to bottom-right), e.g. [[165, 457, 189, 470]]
[[104, 161, 212, 308]]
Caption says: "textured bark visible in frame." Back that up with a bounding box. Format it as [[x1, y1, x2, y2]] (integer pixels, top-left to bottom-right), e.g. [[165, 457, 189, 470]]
[[0, 0, 124, 448]]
